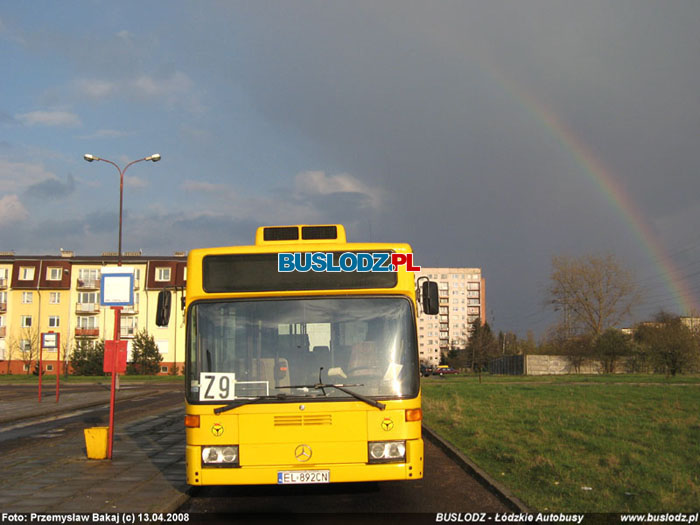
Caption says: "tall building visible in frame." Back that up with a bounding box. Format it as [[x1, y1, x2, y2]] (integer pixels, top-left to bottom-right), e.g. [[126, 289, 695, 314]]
[[0, 251, 186, 375], [415, 267, 486, 366]]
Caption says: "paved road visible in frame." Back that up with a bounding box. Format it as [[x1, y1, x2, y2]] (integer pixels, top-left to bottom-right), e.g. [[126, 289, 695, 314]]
[[0, 383, 184, 454]]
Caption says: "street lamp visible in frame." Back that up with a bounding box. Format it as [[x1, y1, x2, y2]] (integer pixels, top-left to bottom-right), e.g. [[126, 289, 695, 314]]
[[83, 152, 161, 460], [83, 153, 161, 265]]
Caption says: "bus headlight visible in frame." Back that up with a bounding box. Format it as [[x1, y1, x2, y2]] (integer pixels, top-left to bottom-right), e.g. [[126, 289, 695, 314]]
[[201, 446, 239, 467], [368, 441, 406, 463]]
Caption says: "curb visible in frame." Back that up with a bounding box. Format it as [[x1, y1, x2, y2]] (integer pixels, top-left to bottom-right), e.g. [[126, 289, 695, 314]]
[[422, 424, 532, 514]]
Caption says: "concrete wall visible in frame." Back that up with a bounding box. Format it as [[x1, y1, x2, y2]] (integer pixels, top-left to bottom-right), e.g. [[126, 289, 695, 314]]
[[525, 354, 628, 375]]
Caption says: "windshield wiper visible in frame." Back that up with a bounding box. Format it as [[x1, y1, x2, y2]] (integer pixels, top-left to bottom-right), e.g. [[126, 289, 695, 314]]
[[277, 368, 386, 410], [213, 393, 289, 414]]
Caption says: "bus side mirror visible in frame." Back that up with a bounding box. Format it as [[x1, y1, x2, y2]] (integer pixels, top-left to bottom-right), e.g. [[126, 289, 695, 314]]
[[422, 281, 439, 315], [156, 290, 172, 327]]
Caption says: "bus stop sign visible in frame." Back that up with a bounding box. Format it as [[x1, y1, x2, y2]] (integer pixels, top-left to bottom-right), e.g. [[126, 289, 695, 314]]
[[103, 340, 128, 374]]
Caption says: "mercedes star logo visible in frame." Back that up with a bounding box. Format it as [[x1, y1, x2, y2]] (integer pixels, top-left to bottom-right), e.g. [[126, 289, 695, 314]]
[[295, 444, 312, 462]]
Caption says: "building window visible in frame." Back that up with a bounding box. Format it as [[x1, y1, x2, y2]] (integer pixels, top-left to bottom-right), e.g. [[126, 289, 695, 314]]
[[47, 267, 62, 280], [20, 267, 35, 280], [121, 317, 138, 337], [79, 268, 100, 281], [21, 315, 32, 328], [78, 292, 99, 304], [50, 292, 61, 304], [22, 292, 33, 304], [49, 316, 60, 328], [46, 364, 54, 371], [156, 268, 171, 282], [77, 316, 98, 329], [160, 366, 169, 374]]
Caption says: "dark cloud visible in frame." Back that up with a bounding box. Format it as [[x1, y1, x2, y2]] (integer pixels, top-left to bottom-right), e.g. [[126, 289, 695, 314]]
[[24, 174, 76, 200], [84, 209, 119, 235], [0, 110, 16, 124], [178, 1, 700, 334]]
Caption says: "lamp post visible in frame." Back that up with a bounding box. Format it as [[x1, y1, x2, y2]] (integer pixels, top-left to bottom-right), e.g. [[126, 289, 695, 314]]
[[83, 153, 161, 265], [83, 153, 161, 459]]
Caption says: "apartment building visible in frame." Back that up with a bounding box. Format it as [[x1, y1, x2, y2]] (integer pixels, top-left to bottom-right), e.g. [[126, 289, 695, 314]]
[[0, 251, 186, 375], [415, 267, 486, 366]]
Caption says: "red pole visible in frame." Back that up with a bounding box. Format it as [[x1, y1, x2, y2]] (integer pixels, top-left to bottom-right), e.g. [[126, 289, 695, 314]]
[[55, 332, 61, 402], [107, 306, 121, 459], [38, 342, 43, 403]]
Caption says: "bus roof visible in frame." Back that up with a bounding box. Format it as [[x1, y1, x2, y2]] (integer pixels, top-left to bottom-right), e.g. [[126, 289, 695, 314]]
[[185, 224, 418, 301]]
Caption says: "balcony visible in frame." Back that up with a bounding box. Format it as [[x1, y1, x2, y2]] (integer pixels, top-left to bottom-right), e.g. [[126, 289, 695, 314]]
[[76, 303, 99, 314], [0, 326, 6, 338], [121, 304, 139, 315], [77, 278, 100, 290], [0, 278, 6, 289], [75, 328, 99, 337], [0, 302, 6, 313]]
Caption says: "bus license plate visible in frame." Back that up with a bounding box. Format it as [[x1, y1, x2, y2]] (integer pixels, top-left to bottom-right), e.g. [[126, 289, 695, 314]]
[[278, 470, 330, 484]]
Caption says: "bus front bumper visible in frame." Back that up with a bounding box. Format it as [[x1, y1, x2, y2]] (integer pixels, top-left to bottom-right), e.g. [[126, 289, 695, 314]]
[[185, 439, 423, 485]]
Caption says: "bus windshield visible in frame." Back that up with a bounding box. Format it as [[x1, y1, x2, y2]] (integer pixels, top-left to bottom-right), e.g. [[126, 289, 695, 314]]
[[187, 296, 419, 403]]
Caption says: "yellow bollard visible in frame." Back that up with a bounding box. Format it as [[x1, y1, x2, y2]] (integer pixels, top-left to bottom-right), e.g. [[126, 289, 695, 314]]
[[84, 427, 109, 459]]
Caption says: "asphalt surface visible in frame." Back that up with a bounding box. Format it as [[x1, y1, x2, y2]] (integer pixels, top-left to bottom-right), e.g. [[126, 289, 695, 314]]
[[0, 381, 528, 523], [0, 382, 188, 515]]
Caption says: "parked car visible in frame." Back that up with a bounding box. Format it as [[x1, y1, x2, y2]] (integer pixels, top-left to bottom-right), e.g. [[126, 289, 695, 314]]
[[420, 364, 434, 377], [435, 365, 459, 376]]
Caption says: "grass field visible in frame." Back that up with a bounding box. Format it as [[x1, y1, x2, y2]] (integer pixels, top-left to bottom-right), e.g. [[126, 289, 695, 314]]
[[0, 374, 183, 384], [421, 374, 700, 513]]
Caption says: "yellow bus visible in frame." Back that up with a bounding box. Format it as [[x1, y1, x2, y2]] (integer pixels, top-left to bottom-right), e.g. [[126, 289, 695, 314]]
[[156, 224, 438, 486]]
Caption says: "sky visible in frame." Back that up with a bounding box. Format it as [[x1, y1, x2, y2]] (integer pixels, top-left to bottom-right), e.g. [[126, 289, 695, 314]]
[[1, 1, 699, 337]]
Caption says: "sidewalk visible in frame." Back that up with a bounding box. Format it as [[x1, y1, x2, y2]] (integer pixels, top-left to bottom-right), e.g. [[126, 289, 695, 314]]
[[0, 388, 189, 514]]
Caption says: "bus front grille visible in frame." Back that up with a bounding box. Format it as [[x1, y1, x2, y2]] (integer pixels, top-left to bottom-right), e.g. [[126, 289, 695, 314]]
[[274, 415, 332, 427]]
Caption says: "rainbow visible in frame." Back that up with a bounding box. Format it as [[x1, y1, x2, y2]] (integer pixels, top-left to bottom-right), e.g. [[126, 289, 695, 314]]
[[485, 66, 696, 315]]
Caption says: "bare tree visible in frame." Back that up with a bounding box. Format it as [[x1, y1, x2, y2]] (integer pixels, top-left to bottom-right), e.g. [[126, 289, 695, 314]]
[[12, 327, 40, 375], [549, 254, 640, 337], [4, 336, 17, 374], [61, 334, 73, 376]]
